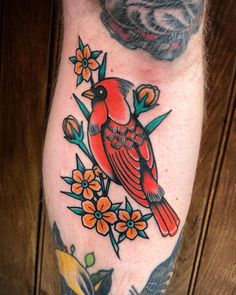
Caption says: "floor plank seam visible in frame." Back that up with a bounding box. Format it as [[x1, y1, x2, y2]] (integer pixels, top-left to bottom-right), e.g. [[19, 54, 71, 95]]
[[33, 1, 56, 293], [34, 193, 46, 295], [188, 66, 236, 295]]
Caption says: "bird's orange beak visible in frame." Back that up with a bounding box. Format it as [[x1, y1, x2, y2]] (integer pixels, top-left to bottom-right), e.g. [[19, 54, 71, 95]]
[[82, 89, 94, 100]]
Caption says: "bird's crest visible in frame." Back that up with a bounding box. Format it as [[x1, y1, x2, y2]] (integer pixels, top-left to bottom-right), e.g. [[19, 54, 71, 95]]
[[116, 78, 134, 97]]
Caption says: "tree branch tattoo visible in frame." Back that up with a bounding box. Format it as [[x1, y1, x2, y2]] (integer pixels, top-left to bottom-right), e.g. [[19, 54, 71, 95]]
[[61, 36, 180, 258], [100, 0, 204, 61]]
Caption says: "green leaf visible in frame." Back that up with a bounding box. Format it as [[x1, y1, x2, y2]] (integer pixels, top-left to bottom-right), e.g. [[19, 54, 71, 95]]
[[109, 230, 119, 258], [78, 36, 84, 50], [133, 91, 148, 117], [91, 269, 113, 295], [138, 230, 149, 239], [145, 110, 172, 135], [85, 252, 95, 268], [73, 93, 91, 121], [69, 56, 77, 64], [76, 75, 83, 87], [111, 203, 122, 211], [91, 50, 103, 59], [70, 244, 76, 255], [141, 213, 153, 221], [125, 198, 133, 214], [118, 233, 126, 243], [76, 154, 85, 172], [98, 53, 107, 81], [52, 222, 64, 250], [61, 191, 84, 201], [68, 207, 84, 216], [61, 176, 74, 185]]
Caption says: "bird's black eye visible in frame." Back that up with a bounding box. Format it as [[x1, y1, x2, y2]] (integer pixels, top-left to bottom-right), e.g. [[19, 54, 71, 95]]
[[95, 86, 107, 100]]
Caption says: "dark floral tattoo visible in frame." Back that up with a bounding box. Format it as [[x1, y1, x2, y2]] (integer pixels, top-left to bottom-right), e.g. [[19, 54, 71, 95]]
[[100, 0, 204, 61], [53, 222, 181, 295], [53, 222, 113, 295], [129, 233, 182, 295]]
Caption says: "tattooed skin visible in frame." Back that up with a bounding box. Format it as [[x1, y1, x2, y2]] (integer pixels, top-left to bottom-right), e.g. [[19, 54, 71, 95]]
[[63, 36, 180, 259], [58, 36, 182, 294], [100, 0, 204, 61], [129, 233, 182, 295], [53, 223, 114, 295]]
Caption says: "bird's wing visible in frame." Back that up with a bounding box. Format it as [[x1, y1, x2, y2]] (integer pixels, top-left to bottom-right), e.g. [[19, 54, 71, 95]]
[[102, 118, 157, 207], [88, 124, 118, 181]]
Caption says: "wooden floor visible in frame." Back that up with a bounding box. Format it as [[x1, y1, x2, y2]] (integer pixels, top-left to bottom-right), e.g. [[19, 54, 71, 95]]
[[0, 1, 235, 294]]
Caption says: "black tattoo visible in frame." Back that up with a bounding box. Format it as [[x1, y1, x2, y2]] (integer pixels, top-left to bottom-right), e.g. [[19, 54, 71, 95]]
[[52, 223, 113, 295], [129, 233, 182, 295], [100, 0, 204, 61]]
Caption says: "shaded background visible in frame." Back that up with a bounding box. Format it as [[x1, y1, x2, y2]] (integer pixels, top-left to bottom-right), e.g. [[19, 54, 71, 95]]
[[0, 0, 235, 294]]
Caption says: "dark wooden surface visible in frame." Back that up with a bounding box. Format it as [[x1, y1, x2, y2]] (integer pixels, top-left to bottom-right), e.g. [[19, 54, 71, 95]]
[[0, 1, 53, 294], [168, 1, 236, 294], [0, 0, 235, 294], [194, 86, 236, 295]]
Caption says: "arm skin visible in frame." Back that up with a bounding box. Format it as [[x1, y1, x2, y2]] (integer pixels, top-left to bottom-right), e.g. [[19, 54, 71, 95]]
[[43, 0, 205, 294]]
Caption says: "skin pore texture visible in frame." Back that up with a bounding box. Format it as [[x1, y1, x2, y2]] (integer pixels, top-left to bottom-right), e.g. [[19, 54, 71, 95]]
[[43, 0, 204, 294]]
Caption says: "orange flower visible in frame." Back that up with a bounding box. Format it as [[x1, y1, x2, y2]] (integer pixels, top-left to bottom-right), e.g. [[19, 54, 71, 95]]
[[74, 45, 99, 81], [93, 165, 107, 179], [136, 84, 160, 106], [115, 209, 147, 240], [82, 197, 117, 236], [62, 115, 83, 142], [71, 169, 101, 199]]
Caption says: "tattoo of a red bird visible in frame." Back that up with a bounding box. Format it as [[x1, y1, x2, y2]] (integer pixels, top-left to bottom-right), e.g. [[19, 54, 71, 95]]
[[82, 78, 180, 237]]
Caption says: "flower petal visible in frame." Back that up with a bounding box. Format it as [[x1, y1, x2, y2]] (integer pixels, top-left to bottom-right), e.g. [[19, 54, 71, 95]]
[[82, 214, 97, 229], [83, 188, 94, 200], [135, 221, 147, 231], [84, 170, 95, 182], [131, 210, 142, 222], [101, 173, 107, 179], [88, 58, 99, 70], [119, 210, 131, 221], [115, 222, 128, 233], [140, 87, 155, 105], [71, 183, 83, 195], [94, 165, 102, 176], [82, 67, 91, 82], [82, 200, 96, 213], [83, 45, 91, 59], [89, 180, 101, 192], [76, 49, 84, 61], [94, 165, 107, 179], [96, 219, 109, 236], [73, 170, 83, 183], [103, 211, 117, 224], [75, 61, 83, 75], [126, 228, 138, 240], [97, 197, 111, 212]]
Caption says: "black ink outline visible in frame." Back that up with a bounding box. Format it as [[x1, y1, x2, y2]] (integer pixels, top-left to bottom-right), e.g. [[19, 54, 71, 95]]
[[100, 0, 204, 61]]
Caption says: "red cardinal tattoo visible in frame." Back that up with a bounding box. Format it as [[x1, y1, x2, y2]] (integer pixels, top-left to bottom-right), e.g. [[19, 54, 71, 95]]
[[82, 78, 180, 237]]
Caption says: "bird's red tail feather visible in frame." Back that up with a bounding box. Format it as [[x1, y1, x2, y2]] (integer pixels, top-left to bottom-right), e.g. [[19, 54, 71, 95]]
[[150, 197, 180, 237]]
